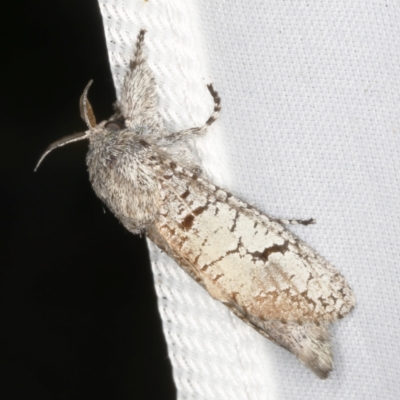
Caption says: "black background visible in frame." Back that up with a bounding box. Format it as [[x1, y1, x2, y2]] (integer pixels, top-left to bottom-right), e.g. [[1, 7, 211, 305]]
[[1, 1, 176, 399]]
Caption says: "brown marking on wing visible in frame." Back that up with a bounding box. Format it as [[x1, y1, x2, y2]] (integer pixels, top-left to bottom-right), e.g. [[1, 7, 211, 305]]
[[250, 241, 289, 262], [181, 214, 194, 230], [180, 190, 190, 199], [193, 206, 206, 216]]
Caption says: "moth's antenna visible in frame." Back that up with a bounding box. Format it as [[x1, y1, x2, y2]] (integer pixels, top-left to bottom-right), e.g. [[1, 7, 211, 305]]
[[35, 80, 96, 171], [80, 80, 96, 128], [34, 131, 89, 171]]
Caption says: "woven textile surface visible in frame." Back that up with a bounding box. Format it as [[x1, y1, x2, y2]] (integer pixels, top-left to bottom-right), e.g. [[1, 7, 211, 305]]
[[98, 1, 400, 398]]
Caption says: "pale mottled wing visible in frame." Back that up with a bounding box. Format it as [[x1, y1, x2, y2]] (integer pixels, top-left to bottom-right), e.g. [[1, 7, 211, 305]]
[[149, 157, 355, 326]]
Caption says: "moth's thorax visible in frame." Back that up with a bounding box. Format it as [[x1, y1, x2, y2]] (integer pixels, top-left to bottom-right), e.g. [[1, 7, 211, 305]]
[[86, 128, 161, 233]]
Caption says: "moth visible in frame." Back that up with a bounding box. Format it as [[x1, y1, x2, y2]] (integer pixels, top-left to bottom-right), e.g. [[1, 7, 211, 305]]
[[36, 30, 355, 378]]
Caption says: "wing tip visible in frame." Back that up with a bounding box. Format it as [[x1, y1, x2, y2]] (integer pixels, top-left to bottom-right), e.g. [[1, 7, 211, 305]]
[[295, 323, 333, 379]]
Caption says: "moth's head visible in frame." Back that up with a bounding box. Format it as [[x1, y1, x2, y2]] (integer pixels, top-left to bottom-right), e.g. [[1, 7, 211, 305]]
[[35, 80, 102, 171]]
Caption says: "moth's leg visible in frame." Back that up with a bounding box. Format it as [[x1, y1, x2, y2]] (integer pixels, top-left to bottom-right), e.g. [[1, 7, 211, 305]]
[[203, 84, 221, 129], [116, 30, 166, 133], [130, 29, 146, 70], [165, 84, 221, 142], [273, 217, 316, 226]]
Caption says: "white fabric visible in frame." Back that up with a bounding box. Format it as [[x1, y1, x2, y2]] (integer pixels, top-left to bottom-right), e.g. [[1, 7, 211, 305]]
[[98, 1, 400, 398]]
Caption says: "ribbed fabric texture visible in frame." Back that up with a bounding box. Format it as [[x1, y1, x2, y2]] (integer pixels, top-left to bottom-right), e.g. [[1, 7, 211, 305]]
[[98, 1, 400, 398]]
